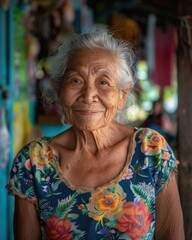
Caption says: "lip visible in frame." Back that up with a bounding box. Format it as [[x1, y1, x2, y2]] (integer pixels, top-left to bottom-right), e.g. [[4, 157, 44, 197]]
[[74, 110, 103, 115]]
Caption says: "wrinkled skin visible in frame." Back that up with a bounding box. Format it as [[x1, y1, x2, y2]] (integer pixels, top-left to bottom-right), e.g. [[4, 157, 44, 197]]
[[59, 48, 128, 131]]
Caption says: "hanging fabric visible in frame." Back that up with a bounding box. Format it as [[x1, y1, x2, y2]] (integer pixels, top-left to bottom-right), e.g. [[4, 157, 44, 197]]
[[152, 27, 177, 87], [152, 27, 177, 88], [146, 14, 157, 78]]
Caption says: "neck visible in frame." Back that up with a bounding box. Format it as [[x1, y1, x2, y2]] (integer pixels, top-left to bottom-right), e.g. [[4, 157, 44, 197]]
[[72, 122, 119, 154]]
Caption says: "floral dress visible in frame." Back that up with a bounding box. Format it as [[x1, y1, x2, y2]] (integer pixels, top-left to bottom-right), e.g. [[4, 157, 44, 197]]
[[7, 128, 177, 240]]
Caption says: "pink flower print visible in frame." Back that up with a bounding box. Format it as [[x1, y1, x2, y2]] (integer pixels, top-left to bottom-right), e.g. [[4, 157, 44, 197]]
[[162, 151, 171, 161], [25, 159, 32, 171], [122, 168, 133, 180]]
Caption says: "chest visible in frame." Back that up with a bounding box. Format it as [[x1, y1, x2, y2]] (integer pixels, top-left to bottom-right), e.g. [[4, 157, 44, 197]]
[[58, 143, 129, 189]]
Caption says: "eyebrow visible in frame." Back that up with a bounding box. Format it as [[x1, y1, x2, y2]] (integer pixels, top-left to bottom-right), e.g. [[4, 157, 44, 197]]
[[63, 68, 83, 78], [93, 66, 113, 75], [65, 66, 114, 77]]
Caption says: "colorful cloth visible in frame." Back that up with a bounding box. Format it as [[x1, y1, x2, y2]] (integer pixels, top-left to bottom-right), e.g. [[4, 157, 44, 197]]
[[7, 128, 177, 240], [152, 27, 177, 87]]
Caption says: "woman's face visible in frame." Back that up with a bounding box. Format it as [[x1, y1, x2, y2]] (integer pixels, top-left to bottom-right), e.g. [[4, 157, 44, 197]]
[[59, 48, 127, 131]]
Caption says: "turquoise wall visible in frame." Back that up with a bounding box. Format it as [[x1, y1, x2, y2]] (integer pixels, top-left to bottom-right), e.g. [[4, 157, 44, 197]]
[[0, 5, 14, 240], [39, 124, 71, 136]]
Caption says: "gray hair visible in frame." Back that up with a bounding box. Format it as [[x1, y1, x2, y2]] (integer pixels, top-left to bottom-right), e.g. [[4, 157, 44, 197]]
[[43, 25, 136, 124]]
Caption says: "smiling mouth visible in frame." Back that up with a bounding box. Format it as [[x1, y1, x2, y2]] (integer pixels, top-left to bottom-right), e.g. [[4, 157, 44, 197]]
[[74, 110, 103, 115]]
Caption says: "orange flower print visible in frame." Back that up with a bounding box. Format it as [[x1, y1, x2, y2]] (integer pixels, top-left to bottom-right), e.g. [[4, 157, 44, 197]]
[[29, 141, 52, 168], [139, 129, 167, 155], [162, 151, 171, 160], [46, 215, 73, 240], [116, 200, 153, 240], [86, 185, 126, 221]]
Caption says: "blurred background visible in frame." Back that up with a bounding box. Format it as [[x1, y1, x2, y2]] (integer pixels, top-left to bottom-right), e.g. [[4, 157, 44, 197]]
[[0, 0, 192, 239]]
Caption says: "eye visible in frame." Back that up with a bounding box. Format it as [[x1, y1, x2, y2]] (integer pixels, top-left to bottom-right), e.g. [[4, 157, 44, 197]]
[[100, 80, 108, 85], [72, 79, 82, 84], [98, 79, 110, 87], [64, 76, 83, 88]]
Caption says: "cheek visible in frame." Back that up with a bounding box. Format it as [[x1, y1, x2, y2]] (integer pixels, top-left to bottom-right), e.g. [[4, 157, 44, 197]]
[[100, 91, 120, 109], [60, 88, 80, 106]]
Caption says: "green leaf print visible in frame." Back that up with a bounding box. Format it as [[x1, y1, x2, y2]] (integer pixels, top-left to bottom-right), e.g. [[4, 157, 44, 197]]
[[70, 223, 85, 240], [39, 199, 51, 209], [25, 187, 35, 198], [107, 187, 116, 193], [56, 192, 78, 220], [130, 182, 154, 213], [14, 179, 22, 193], [105, 219, 117, 229], [35, 170, 42, 182], [52, 180, 61, 191], [43, 168, 52, 178], [67, 213, 79, 221], [18, 166, 24, 178], [144, 221, 155, 240]]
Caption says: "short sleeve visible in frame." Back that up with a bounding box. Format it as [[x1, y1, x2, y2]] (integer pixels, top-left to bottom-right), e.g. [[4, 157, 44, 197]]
[[137, 128, 178, 195], [6, 143, 38, 202], [154, 141, 178, 195]]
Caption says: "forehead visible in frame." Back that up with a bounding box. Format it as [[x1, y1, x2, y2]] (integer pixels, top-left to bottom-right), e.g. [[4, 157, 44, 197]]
[[66, 48, 120, 73]]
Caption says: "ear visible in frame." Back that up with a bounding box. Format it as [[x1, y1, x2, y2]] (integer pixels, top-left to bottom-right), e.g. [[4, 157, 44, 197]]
[[118, 84, 132, 109]]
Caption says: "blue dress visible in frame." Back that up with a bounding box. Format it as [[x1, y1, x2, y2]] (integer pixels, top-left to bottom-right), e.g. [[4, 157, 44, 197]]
[[7, 128, 177, 240]]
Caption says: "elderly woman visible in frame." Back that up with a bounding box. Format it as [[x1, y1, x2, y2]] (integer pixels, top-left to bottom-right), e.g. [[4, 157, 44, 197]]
[[7, 26, 184, 240]]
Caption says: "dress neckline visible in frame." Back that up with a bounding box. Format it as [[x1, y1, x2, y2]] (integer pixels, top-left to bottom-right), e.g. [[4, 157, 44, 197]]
[[49, 128, 138, 194]]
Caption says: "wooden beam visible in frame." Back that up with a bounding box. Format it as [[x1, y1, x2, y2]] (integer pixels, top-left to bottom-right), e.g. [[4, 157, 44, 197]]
[[177, 15, 192, 240]]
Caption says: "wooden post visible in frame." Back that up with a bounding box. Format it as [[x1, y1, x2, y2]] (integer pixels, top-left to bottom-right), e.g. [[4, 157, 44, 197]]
[[177, 15, 192, 240]]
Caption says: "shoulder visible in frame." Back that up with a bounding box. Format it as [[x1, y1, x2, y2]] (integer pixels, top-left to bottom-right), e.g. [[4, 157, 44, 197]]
[[28, 136, 53, 152], [134, 127, 169, 156], [16, 136, 53, 166], [50, 127, 77, 153], [133, 127, 177, 170], [135, 127, 164, 139], [133, 128, 178, 195]]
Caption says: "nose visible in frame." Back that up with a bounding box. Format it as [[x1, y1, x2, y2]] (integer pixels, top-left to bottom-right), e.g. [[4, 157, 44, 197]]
[[79, 84, 98, 103]]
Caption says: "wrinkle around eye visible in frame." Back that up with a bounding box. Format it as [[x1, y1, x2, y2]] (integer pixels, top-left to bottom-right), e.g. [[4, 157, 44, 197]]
[[96, 77, 117, 88], [71, 79, 83, 84], [96, 81, 119, 92], [98, 80, 110, 87], [64, 77, 84, 87]]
